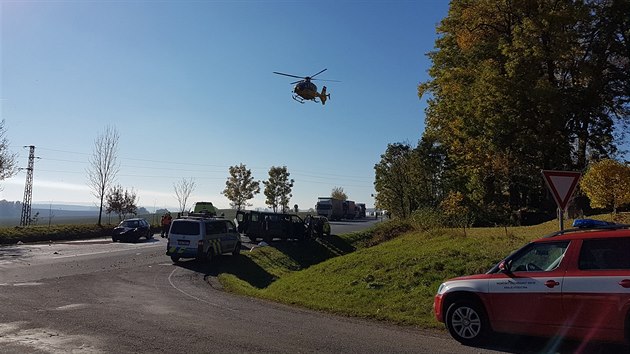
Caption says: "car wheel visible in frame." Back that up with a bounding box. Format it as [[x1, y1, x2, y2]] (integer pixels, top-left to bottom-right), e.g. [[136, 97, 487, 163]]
[[146, 231, 153, 240], [112, 237, 118, 242], [205, 249, 214, 263], [232, 242, 241, 256], [171, 255, 180, 263], [445, 300, 490, 346]]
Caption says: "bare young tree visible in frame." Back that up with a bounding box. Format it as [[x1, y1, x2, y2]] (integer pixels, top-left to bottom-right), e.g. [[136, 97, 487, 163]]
[[174, 177, 196, 213], [87, 125, 120, 226], [0, 119, 18, 187]]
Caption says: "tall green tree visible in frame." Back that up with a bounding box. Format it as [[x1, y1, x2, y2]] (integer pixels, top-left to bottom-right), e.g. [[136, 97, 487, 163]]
[[222, 164, 260, 210], [374, 139, 454, 219], [263, 166, 294, 213], [374, 143, 420, 219], [418, 0, 630, 223]]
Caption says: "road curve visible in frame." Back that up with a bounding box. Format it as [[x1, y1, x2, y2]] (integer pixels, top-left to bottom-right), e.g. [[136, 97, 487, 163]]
[[0, 234, 503, 353]]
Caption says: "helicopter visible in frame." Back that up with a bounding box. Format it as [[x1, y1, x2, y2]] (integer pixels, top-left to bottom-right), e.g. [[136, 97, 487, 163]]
[[273, 69, 339, 105]]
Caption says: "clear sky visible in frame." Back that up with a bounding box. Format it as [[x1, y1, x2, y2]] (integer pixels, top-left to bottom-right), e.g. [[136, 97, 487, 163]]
[[0, 0, 449, 212], [1, 1, 627, 213]]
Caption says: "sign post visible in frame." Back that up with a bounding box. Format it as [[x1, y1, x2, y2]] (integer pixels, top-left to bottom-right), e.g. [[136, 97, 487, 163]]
[[541, 170, 581, 230]]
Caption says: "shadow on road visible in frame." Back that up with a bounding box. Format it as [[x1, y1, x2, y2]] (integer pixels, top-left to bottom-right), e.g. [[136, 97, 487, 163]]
[[263, 234, 356, 269], [172, 250, 276, 290], [172, 235, 357, 290]]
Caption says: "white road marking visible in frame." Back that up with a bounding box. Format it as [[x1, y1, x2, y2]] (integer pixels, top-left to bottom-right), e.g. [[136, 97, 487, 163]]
[[167, 267, 236, 312], [55, 303, 88, 311]]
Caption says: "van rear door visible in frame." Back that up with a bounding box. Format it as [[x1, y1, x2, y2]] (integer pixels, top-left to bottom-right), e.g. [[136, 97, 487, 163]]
[[169, 220, 201, 254]]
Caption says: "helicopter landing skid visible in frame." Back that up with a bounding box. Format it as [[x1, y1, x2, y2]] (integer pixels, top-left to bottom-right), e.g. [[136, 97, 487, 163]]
[[292, 95, 305, 104]]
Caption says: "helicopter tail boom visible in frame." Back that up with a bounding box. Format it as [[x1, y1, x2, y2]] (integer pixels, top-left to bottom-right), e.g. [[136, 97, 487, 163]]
[[320, 86, 330, 105]]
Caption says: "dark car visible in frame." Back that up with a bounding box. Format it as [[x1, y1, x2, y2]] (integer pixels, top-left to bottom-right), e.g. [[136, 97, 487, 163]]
[[112, 218, 153, 242], [236, 210, 307, 243]]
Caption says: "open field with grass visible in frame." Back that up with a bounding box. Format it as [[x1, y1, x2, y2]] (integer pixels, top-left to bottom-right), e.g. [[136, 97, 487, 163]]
[[216, 213, 630, 330]]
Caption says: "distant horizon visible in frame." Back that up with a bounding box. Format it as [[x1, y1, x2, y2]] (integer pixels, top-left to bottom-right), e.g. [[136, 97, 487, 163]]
[[4, 200, 334, 213]]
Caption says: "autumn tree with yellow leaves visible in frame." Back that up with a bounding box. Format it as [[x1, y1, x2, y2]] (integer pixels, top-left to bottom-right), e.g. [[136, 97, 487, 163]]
[[580, 159, 630, 214]]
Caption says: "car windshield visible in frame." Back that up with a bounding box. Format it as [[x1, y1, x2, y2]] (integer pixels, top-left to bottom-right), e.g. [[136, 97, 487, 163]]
[[170, 221, 200, 235], [120, 220, 139, 228]]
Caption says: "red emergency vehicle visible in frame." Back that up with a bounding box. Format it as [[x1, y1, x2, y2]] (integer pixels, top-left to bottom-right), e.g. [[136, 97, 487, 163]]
[[434, 219, 630, 346]]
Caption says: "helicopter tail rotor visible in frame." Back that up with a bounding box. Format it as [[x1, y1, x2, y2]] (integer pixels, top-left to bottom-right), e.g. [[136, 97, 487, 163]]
[[320, 86, 330, 105]]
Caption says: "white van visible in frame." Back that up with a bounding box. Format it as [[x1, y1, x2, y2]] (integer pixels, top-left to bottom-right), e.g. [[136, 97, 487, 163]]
[[166, 216, 241, 263]]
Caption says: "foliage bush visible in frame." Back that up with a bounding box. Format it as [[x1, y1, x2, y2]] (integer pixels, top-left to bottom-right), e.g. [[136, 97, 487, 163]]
[[363, 219, 414, 247], [409, 207, 444, 230]]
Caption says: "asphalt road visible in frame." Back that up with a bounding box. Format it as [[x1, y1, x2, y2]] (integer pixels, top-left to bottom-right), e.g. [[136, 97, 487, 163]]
[[0, 221, 617, 353]]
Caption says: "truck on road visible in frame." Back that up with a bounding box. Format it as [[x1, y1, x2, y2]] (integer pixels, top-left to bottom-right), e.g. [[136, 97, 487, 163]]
[[343, 200, 357, 219], [316, 197, 344, 221]]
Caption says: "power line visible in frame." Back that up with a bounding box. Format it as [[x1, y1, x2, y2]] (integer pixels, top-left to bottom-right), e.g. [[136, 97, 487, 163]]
[[32, 145, 375, 183]]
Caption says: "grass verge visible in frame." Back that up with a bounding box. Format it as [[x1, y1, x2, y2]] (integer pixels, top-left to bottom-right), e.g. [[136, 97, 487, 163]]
[[216, 213, 629, 329]]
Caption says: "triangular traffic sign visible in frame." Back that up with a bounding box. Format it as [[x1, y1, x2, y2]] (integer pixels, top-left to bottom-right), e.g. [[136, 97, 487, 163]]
[[542, 170, 582, 210]]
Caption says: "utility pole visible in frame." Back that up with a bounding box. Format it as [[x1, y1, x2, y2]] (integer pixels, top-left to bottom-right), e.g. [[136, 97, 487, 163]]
[[20, 145, 36, 227]]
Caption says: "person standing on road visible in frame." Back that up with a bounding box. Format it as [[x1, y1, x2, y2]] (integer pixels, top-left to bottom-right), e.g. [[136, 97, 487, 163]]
[[161, 212, 172, 238]]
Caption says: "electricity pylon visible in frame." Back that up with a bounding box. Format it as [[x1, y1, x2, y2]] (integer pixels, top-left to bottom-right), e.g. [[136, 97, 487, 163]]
[[20, 145, 36, 227]]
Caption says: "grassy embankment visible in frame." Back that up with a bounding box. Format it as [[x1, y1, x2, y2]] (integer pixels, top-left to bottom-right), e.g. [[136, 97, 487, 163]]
[[216, 213, 630, 330]]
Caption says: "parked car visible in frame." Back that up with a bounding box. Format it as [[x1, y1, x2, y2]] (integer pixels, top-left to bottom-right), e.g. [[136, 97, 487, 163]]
[[434, 219, 630, 346], [112, 218, 153, 242], [166, 215, 241, 263]]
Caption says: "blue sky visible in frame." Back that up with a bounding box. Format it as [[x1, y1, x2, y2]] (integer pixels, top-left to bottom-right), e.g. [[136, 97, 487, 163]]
[[1, 1, 627, 213], [1, 0, 448, 211]]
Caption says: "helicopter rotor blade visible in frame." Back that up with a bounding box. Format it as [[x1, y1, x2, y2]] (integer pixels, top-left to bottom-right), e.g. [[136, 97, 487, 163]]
[[290, 79, 304, 85], [273, 72, 304, 79], [312, 78, 341, 82], [310, 68, 327, 78]]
